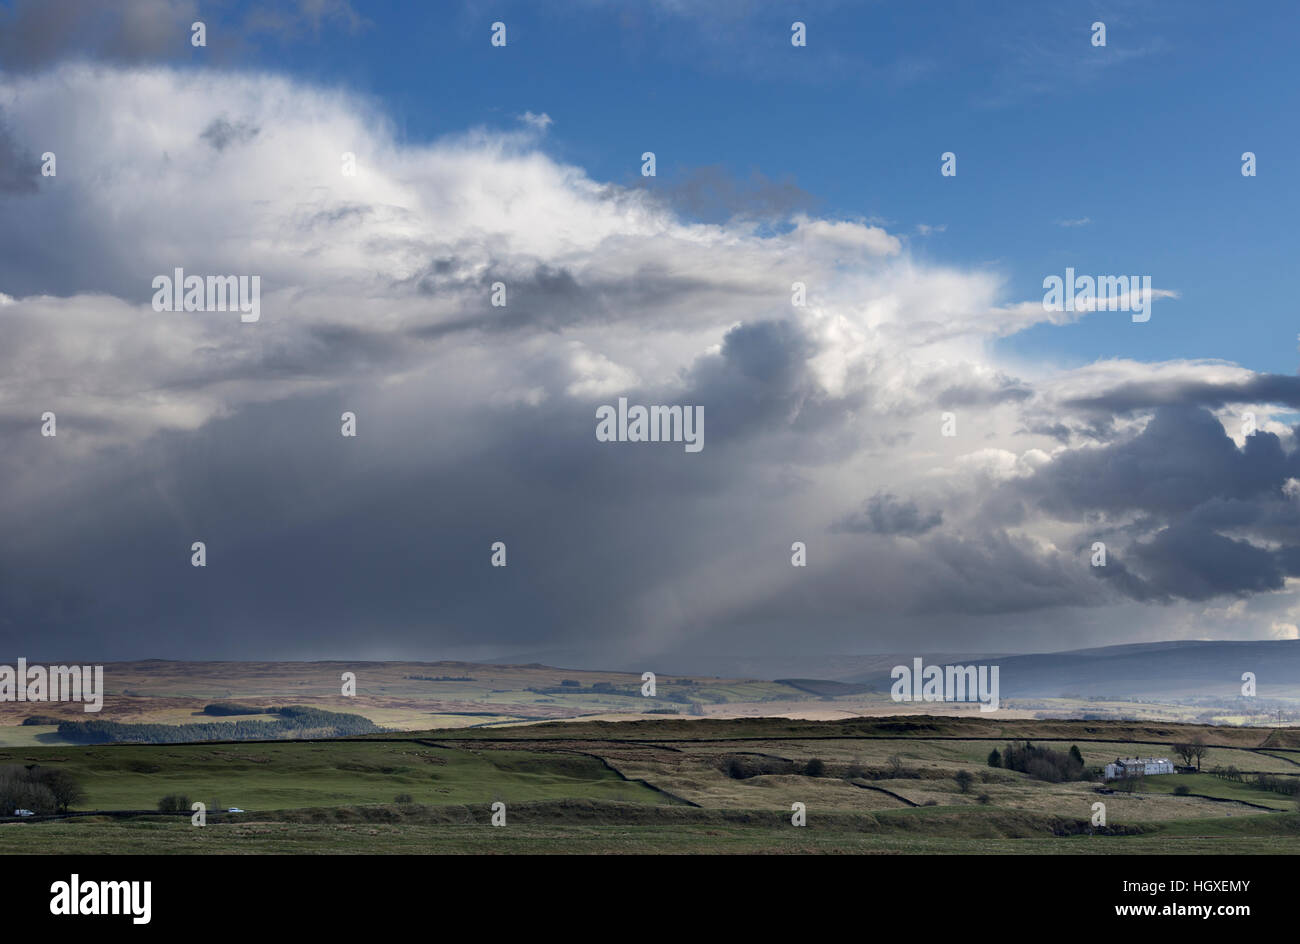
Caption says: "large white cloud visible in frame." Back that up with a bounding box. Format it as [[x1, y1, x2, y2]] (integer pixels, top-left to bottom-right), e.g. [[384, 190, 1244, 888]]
[[0, 64, 1296, 668]]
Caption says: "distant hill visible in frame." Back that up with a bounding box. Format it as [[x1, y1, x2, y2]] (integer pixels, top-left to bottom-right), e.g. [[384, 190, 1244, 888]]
[[846, 640, 1300, 700], [4, 640, 1296, 748], [774, 678, 873, 696]]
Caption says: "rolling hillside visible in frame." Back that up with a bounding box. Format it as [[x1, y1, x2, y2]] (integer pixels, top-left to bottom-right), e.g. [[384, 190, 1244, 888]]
[[846, 640, 1300, 700]]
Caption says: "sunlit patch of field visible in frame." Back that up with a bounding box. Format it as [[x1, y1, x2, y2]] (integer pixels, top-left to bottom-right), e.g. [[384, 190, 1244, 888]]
[[0, 725, 76, 748], [0, 740, 677, 812], [1257, 749, 1300, 766], [1139, 773, 1297, 811], [0, 661, 816, 735]]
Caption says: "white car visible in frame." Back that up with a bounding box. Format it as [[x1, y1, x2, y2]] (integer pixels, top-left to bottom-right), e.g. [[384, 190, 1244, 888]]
[[227, 807, 244, 813], [13, 809, 35, 817]]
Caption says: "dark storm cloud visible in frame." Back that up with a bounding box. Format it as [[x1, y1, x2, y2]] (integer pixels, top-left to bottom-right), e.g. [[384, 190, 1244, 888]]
[[403, 262, 629, 337], [919, 529, 1103, 614], [1002, 405, 1300, 603], [472, 265, 601, 332], [1020, 420, 1072, 444], [0, 376, 806, 661], [159, 323, 419, 388], [686, 525, 1105, 663], [1180, 495, 1300, 546], [1019, 406, 1293, 518], [1082, 519, 1300, 605], [680, 318, 853, 446], [404, 260, 766, 341], [11, 287, 1265, 665], [3, 325, 1281, 667], [1126, 522, 1298, 601], [0, 304, 891, 665], [833, 492, 943, 536], [0, 115, 37, 193], [935, 379, 1032, 408], [1064, 373, 1300, 415], [1085, 553, 1163, 603]]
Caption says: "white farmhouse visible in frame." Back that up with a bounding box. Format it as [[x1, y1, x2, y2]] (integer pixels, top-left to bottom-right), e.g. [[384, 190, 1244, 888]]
[[1103, 757, 1175, 780]]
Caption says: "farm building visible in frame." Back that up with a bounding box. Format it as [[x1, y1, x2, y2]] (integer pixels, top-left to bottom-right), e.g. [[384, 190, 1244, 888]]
[[1103, 757, 1175, 780]]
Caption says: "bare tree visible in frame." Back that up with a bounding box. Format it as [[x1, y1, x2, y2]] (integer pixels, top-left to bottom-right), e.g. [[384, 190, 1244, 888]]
[[1174, 738, 1208, 770], [29, 767, 85, 813], [0, 765, 80, 814]]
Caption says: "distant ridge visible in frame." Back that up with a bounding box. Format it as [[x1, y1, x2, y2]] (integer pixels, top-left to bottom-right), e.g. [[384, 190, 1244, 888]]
[[845, 639, 1300, 699]]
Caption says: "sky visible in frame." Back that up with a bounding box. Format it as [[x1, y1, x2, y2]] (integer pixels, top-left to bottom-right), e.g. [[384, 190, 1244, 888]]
[[0, 0, 1298, 676]]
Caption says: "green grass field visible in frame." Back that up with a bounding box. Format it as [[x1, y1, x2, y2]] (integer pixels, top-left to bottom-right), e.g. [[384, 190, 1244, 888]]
[[0, 726, 75, 748], [0, 740, 675, 811], [1139, 773, 1296, 810], [5, 716, 1300, 854], [6, 805, 1300, 854]]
